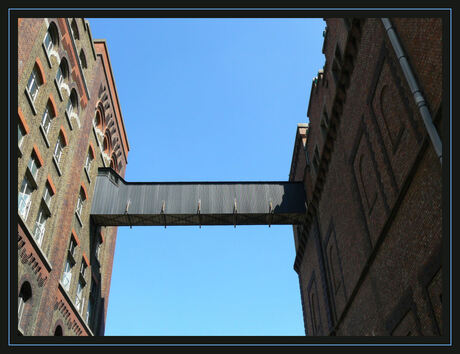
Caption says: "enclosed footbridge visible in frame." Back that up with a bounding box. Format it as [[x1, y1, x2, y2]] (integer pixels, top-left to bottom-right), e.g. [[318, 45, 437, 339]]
[[90, 168, 307, 227]]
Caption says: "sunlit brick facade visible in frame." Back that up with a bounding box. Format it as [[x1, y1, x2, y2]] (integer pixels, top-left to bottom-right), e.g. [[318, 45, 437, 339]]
[[17, 18, 129, 336]]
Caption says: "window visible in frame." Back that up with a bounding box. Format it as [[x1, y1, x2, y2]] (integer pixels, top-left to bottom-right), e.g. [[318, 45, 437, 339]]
[[56, 58, 69, 87], [75, 279, 85, 313], [18, 282, 32, 330], [43, 183, 53, 207], [71, 19, 79, 40], [85, 297, 92, 324], [26, 68, 40, 102], [33, 207, 48, 247], [67, 89, 79, 117], [27, 155, 40, 180], [80, 260, 87, 278], [43, 22, 59, 54], [18, 124, 26, 148], [53, 135, 65, 167], [79, 49, 87, 69], [41, 105, 52, 137], [84, 151, 93, 173], [61, 256, 73, 292], [18, 177, 33, 220], [54, 325, 63, 336], [68, 237, 77, 258], [95, 239, 103, 261], [76, 194, 83, 218]]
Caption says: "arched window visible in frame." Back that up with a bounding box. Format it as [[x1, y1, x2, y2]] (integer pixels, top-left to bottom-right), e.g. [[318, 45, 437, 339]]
[[54, 325, 63, 336], [93, 107, 104, 131], [18, 282, 32, 329], [67, 89, 79, 117], [44, 21, 59, 54], [71, 19, 79, 40], [56, 58, 70, 87], [79, 49, 87, 69], [26, 60, 45, 103]]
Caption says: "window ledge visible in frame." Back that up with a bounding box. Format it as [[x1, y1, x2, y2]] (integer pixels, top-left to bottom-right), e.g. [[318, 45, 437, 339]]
[[18, 144, 23, 158], [24, 89, 37, 116], [39, 125, 51, 148], [52, 156, 62, 176]]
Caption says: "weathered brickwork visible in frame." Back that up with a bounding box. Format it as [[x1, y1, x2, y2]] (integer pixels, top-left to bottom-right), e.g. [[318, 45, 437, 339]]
[[290, 18, 443, 336], [17, 18, 129, 336]]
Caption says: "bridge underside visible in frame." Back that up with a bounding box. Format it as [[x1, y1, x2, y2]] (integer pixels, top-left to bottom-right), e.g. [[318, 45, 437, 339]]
[[90, 168, 307, 227]]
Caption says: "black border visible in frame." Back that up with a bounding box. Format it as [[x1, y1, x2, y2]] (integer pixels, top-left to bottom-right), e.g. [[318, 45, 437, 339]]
[[7, 5, 454, 348]]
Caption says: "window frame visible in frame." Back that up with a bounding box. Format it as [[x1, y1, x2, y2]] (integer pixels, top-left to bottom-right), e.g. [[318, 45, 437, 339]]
[[27, 68, 40, 102]]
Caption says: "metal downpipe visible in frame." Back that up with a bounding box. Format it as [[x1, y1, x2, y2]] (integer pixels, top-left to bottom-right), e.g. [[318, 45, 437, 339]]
[[381, 18, 442, 166]]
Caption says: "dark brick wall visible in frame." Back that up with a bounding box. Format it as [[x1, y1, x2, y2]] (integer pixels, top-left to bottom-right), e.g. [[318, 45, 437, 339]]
[[292, 18, 443, 336]]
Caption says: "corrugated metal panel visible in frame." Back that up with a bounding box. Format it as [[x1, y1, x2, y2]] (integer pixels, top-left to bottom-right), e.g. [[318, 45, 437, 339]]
[[90, 168, 307, 226]]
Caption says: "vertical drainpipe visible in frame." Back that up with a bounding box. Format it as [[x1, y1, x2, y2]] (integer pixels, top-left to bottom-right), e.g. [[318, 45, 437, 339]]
[[381, 18, 442, 166]]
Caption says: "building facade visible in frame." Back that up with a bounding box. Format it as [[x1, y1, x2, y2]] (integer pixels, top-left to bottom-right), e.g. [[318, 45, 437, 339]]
[[289, 18, 443, 336], [17, 18, 129, 336]]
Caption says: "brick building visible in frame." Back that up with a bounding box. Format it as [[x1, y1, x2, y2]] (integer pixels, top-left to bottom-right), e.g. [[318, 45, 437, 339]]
[[17, 18, 129, 336], [16, 17, 443, 338], [289, 18, 443, 336]]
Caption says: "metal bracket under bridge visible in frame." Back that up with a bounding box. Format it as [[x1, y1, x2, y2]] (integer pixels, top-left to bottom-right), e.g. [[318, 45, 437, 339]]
[[90, 168, 307, 228]]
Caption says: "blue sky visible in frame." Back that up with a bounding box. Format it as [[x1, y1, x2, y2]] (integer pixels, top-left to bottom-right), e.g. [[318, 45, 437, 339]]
[[88, 18, 326, 336]]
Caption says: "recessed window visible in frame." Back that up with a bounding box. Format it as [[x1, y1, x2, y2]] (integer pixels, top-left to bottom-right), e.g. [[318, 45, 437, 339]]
[[80, 260, 87, 278], [18, 176, 33, 220], [18, 282, 32, 330], [33, 207, 48, 247], [27, 154, 40, 180], [76, 189, 86, 218], [43, 182, 54, 208], [84, 150, 93, 174], [27, 68, 41, 102], [18, 124, 26, 148], [79, 49, 87, 69], [43, 22, 59, 54], [61, 256, 73, 292], [95, 238, 103, 261], [71, 19, 79, 40], [75, 279, 85, 313], [56, 58, 69, 87], [67, 89, 79, 118], [68, 237, 77, 258], [41, 104, 53, 137], [53, 135, 65, 167]]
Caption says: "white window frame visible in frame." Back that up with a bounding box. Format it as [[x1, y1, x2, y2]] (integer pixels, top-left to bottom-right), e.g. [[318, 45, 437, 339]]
[[75, 280, 85, 313], [27, 68, 40, 102], [43, 184, 53, 206], [18, 124, 26, 148], [18, 177, 33, 220], [43, 30, 53, 53], [80, 261, 86, 278], [76, 193, 84, 218], [69, 238, 76, 258], [61, 257, 73, 292], [33, 208, 47, 247], [41, 105, 52, 136], [54, 136, 64, 166], [27, 155, 39, 180], [84, 153, 93, 173], [18, 295, 25, 325]]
